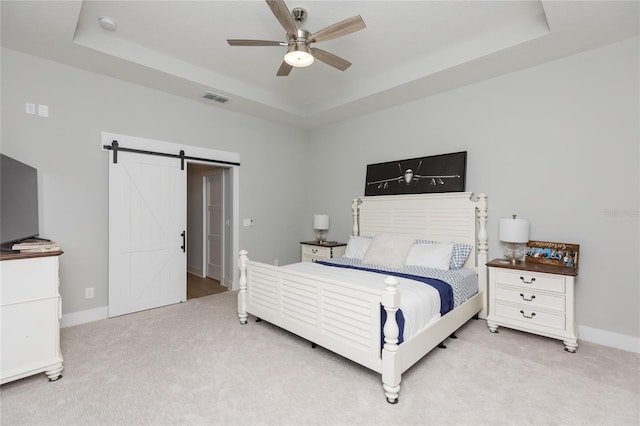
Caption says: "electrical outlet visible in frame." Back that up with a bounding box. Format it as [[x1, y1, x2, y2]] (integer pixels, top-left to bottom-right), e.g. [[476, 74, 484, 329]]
[[25, 102, 35, 115], [85, 287, 94, 299]]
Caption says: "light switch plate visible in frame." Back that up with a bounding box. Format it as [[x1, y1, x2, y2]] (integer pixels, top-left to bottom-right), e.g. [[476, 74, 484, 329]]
[[38, 104, 49, 117]]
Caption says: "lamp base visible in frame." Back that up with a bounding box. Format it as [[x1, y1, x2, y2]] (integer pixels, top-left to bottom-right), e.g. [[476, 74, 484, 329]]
[[504, 242, 526, 264], [316, 230, 325, 244]]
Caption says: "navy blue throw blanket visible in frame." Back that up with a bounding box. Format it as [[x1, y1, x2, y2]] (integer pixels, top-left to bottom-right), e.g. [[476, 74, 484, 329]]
[[316, 261, 454, 345]]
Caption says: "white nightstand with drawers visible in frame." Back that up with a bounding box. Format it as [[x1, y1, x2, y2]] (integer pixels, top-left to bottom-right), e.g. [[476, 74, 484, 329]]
[[300, 241, 346, 263], [486, 258, 578, 352]]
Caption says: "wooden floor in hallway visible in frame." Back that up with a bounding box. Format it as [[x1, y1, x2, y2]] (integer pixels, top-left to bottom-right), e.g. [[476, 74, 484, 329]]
[[187, 273, 228, 300]]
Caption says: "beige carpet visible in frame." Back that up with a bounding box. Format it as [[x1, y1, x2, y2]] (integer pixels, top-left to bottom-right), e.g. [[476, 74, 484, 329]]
[[1, 291, 638, 425]]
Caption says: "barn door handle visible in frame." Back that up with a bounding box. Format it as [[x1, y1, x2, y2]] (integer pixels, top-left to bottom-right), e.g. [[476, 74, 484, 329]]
[[181, 231, 186, 252]]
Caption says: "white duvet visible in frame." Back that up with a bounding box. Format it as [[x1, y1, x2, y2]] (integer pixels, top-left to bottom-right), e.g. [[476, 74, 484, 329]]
[[282, 262, 441, 341]]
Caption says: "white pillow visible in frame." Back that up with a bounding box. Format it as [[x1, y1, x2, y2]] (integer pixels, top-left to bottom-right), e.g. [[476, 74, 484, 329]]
[[405, 242, 455, 270], [415, 239, 473, 269], [362, 234, 415, 268], [344, 236, 372, 259]]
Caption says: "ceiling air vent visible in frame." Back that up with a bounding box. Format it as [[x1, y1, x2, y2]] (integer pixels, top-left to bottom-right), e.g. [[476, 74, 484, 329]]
[[202, 92, 230, 103]]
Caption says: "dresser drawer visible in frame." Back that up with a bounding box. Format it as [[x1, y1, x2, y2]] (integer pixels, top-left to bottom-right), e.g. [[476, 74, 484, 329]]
[[1, 256, 60, 306], [494, 269, 565, 293], [302, 245, 332, 258], [494, 285, 565, 311], [494, 302, 565, 330]]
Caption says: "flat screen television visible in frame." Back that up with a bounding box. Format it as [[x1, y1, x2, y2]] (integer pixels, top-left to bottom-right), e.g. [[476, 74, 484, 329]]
[[1, 154, 40, 246]]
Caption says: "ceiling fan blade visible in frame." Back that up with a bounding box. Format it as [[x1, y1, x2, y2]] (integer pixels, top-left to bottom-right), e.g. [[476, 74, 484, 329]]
[[227, 39, 284, 47], [276, 61, 293, 76], [309, 15, 366, 43], [311, 48, 352, 71], [266, 0, 298, 37]]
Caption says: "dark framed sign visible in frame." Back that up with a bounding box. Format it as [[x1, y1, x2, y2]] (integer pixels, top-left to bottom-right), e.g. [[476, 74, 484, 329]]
[[364, 151, 467, 196], [526, 240, 580, 268]]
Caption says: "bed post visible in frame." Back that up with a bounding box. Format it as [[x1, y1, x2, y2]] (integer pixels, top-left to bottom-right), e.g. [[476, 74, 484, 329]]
[[476, 193, 489, 318], [238, 250, 248, 325], [352, 198, 362, 236], [381, 276, 401, 404]]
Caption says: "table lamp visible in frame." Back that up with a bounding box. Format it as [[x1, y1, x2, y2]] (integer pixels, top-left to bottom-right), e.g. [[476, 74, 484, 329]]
[[499, 214, 529, 264], [313, 214, 329, 244]]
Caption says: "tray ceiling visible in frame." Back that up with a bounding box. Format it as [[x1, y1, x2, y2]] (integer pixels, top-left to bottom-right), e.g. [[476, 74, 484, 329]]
[[2, 1, 638, 128]]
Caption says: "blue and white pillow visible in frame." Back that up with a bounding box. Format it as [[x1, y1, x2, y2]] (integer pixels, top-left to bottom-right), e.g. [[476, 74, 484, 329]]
[[449, 243, 473, 269]]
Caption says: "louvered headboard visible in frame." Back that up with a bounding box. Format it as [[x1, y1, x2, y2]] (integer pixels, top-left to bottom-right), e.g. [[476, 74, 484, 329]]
[[351, 192, 488, 271]]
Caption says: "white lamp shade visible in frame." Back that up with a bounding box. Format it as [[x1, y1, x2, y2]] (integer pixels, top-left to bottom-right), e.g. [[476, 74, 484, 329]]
[[499, 217, 529, 243], [313, 214, 329, 230]]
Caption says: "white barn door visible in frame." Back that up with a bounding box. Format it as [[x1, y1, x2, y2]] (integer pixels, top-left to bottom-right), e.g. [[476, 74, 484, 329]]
[[108, 151, 186, 317]]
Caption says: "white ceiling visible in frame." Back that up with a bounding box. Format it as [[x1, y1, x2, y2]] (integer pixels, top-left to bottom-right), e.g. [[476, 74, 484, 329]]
[[2, 1, 638, 129]]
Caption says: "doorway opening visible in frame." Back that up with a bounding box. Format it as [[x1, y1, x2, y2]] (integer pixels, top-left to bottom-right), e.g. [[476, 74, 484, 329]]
[[186, 163, 232, 299]]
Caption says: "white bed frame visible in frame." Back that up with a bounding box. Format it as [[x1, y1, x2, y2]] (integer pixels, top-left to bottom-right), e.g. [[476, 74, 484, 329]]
[[238, 192, 488, 403]]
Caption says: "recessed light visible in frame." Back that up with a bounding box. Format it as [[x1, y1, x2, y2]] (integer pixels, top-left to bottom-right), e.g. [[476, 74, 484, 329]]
[[98, 16, 117, 31]]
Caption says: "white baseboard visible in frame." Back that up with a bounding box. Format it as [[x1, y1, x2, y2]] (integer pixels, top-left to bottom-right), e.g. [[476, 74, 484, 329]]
[[578, 325, 640, 353], [187, 265, 203, 277], [61, 306, 108, 328]]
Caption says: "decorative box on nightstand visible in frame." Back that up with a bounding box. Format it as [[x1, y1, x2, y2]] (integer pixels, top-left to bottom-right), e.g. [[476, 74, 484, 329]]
[[486, 258, 578, 352], [300, 241, 346, 263]]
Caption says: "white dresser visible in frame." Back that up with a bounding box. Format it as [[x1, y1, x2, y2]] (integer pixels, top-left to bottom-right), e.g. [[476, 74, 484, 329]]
[[300, 241, 346, 263], [486, 258, 578, 352], [1, 251, 64, 384]]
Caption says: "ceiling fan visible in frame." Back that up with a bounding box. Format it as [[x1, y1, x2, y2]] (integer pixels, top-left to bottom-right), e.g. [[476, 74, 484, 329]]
[[227, 0, 366, 76]]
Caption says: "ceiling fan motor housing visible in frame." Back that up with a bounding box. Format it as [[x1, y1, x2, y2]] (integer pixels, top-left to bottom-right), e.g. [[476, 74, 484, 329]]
[[287, 29, 311, 46]]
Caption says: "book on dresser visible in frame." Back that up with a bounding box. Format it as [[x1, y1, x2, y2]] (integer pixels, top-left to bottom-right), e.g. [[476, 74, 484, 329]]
[[12, 240, 61, 253]]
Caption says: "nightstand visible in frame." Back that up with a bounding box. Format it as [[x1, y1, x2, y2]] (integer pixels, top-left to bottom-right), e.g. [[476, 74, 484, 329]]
[[300, 241, 346, 263], [486, 258, 578, 352]]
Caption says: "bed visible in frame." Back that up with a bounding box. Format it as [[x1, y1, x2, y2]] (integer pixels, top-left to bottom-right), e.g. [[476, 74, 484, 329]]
[[238, 192, 488, 404]]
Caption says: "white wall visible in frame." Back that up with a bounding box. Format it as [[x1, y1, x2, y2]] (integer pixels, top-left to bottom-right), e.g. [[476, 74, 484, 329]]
[[308, 37, 639, 344], [1, 48, 309, 316]]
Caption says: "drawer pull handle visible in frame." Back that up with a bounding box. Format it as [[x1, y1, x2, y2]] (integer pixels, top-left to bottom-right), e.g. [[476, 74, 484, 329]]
[[520, 310, 536, 319], [519, 293, 536, 302], [520, 276, 536, 284], [312, 249, 318, 253]]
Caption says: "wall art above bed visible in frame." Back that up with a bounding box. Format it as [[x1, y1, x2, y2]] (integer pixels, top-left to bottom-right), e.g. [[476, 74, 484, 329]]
[[364, 151, 467, 196]]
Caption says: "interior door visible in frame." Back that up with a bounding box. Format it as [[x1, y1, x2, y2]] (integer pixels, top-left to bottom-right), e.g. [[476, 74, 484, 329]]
[[108, 151, 186, 317], [206, 170, 223, 281]]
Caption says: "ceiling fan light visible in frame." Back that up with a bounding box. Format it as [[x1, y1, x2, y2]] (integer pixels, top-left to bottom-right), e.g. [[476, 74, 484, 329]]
[[284, 44, 314, 67]]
